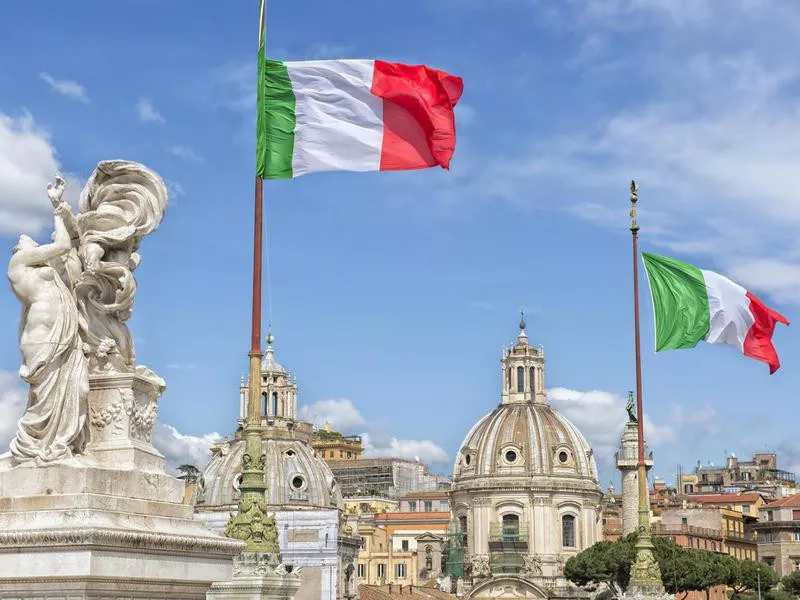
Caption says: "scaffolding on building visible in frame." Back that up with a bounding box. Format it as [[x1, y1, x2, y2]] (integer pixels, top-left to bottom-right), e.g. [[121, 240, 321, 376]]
[[442, 527, 466, 580]]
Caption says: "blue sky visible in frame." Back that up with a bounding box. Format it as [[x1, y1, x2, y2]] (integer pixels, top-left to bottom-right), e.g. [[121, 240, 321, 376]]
[[1, 0, 798, 489]]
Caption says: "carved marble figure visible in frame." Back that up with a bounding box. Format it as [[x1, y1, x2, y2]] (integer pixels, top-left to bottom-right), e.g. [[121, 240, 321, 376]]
[[6, 161, 168, 465], [7, 178, 88, 463]]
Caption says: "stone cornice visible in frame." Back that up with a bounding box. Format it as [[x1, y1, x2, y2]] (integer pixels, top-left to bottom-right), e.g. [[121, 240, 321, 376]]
[[0, 527, 244, 557]]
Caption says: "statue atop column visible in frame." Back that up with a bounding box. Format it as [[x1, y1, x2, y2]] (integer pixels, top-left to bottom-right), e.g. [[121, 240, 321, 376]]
[[6, 161, 167, 465], [626, 391, 638, 423]]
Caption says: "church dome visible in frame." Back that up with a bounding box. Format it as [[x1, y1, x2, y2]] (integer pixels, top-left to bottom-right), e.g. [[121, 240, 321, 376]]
[[198, 436, 342, 509], [452, 319, 598, 486], [453, 402, 598, 481]]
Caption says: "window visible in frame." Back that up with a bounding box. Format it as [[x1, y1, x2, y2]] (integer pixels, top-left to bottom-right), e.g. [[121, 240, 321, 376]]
[[743, 504, 751, 515], [291, 475, 305, 490], [517, 366, 525, 393], [424, 501, 433, 512], [360, 537, 367, 549], [558, 451, 569, 464], [681, 518, 688, 525], [502, 514, 520, 541], [562, 515, 576, 547], [321, 450, 326, 458], [401, 540, 409, 551], [377, 564, 386, 579], [763, 532, 773, 543], [794, 532, 800, 542], [440, 501, 449, 511], [271, 392, 278, 415], [395, 564, 406, 579], [712, 542, 717, 552], [340, 451, 344, 458], [459, 515, 468, 534], [347, 452, 352, 459], [262, 392, 268, 415], [505, 449, 518, 463], [768, 511, 775, 522], [408, 501, 417, 512], [529, 367, 536, 393], [793, 510, 800, 521], [506, 367, 511, 390], [425, 545, 433, 571], [358, 564, 366, 578]]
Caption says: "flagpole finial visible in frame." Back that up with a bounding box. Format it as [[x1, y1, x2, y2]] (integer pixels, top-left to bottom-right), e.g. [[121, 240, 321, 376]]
[[629, 179, 639, 234]]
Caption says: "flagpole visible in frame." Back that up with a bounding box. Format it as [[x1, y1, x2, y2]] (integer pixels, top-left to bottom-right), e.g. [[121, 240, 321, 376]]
[[224, 0, 279, 554], [627, 180, 665, 596]]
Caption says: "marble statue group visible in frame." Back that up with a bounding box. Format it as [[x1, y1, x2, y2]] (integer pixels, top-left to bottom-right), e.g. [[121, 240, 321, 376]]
[[6, 160, 167, 465]]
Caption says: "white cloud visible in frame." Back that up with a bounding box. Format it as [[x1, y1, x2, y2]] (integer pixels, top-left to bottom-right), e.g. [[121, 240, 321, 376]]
[[0, 112, 81, 235], [300, 398, 366, 432], [137, 97, 165, 124], [166, 363, 197, 371], [548, 386, 675, 467], [361, 432, 450, 466], [669, 403, 718, 435], [0, 371, 27, 451], [152, 423, 221, 473], [170, 145, 204, 162], [39, 73, 89, 103], [728, 259, 800, 305]]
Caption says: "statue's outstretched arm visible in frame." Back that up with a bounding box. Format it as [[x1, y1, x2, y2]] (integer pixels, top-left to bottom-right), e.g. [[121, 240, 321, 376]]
[[13, 206, 73, 267]]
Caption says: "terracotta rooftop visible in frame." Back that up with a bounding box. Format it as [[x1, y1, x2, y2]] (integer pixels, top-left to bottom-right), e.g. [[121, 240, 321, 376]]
[[359, 584, 457, 600], [685, 492, 766, 504], [763, 494, 800, 509]]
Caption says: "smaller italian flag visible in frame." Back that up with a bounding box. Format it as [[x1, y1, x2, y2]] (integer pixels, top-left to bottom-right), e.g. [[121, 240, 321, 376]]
[[256, 58, 463, 179], [642, 253, 789, 373]]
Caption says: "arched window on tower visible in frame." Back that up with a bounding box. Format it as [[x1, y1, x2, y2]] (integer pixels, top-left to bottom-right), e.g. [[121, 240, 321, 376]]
[[529, 367, 536, 394], [458, 515, 468, 547], [262, 392, 268, 416], [502, 514, 520, 541], [516, 366, 524, 393], [271, 392, 278, 416], [506, 367, 511, 390], [562, 515, 576, 548]]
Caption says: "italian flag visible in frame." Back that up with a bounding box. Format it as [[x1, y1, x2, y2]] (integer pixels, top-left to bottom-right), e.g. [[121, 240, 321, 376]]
[[255, 58, 463, 179], [642, 253, 789, 373]]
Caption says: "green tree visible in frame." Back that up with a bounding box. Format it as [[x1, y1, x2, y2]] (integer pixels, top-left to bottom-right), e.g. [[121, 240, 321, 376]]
[[782, 571, 800, 597], [731, 560, 778, 597], [176, 463, 200, 483], [564, 539, 635, 596]]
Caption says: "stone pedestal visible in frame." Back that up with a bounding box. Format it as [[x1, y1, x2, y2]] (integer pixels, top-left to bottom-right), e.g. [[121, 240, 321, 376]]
[[0, 372, 244, 599], [206, 553, 302, 600]]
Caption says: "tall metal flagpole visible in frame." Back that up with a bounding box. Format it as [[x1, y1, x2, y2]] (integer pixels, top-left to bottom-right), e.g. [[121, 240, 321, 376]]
[[627, 180, 665, 596], [224, 0, 279, 554]]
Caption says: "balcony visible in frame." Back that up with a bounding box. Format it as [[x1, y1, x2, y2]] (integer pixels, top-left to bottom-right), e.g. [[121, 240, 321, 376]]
[[489, 524, 530, 543]]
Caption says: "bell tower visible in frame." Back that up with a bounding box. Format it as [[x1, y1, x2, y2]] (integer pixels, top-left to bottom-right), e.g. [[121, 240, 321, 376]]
[[501, 313, 546, 405]]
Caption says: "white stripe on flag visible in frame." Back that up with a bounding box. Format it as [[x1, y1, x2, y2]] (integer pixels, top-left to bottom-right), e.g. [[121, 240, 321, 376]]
[[701, 269, 755, 350], [285, 60, 384, 177]]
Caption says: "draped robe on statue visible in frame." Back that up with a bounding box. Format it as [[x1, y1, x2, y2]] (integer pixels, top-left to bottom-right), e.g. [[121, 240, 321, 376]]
[[9, 243, 89, 463]]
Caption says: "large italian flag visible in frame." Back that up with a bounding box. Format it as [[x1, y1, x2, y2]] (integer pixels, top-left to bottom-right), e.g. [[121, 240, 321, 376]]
[[642, 253, 789, 373], [255, 58, 463, 179]]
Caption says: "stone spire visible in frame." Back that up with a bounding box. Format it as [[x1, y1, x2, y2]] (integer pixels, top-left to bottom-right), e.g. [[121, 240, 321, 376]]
[[501, 315, 546, 405]]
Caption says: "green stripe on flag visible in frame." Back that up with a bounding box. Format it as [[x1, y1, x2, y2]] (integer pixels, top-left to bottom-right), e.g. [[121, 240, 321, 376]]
[[642, 253, 710, 351], [256, 59, 296, 179]]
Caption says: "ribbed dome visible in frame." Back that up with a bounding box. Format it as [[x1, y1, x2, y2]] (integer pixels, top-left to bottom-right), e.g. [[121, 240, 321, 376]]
[[198, 437, 342, 509], [453, 401, 598, 482]]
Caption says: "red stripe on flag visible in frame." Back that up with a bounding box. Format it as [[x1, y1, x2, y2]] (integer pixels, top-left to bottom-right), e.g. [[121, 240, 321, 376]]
[[370, 60, 463, 171], [743, 291, 789, 374]]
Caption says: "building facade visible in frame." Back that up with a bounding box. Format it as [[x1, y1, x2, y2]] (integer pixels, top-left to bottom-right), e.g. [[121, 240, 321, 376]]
[[194, 334, 360, 600], [448, 320, 602, 600], [329, 457, 443, 499], [754, 494, 800, 576], [678, 453, 797, 499], [356, 491, 451, 586], [312, 423, 364, 463]]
